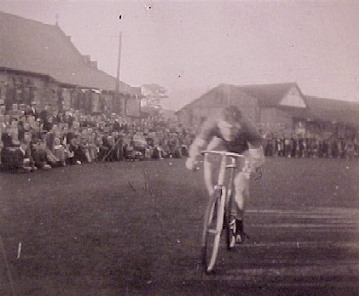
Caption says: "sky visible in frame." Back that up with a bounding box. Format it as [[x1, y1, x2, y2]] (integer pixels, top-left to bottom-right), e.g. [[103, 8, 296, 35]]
[[1, 0, 359, 110]]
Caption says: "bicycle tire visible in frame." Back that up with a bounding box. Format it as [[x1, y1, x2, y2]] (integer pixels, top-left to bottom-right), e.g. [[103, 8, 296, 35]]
[[202, 188, 225, 273], [225, 186, 236, 251]]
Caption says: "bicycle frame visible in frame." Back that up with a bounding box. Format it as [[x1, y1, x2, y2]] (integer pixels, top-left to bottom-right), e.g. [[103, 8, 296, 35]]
[[200, 150, 245, 273], [203, 150, 246, 196]]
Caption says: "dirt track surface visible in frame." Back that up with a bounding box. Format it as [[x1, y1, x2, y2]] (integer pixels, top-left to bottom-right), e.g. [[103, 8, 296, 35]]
[[1, 157, 359, 295]]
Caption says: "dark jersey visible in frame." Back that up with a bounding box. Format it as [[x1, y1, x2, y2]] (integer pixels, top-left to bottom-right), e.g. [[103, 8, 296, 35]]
[[197, 118, 262, 154]]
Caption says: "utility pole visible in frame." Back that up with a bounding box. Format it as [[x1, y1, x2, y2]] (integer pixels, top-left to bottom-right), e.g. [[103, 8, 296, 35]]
[[114, 31, 123, 115], [115, 31, 122, 93]]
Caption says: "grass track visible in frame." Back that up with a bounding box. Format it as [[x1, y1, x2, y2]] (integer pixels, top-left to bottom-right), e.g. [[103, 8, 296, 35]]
[[0, 157, 358, 295]]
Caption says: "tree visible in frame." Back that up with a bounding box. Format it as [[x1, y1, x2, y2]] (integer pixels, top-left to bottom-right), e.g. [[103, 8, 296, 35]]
[[141, 83, 168, 110]]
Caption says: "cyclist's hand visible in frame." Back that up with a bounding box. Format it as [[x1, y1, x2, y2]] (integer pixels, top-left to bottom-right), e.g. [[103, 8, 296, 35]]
[[251, 167, 263, 180], [248, 147, 265, 167], [185, 157, 199, 172]]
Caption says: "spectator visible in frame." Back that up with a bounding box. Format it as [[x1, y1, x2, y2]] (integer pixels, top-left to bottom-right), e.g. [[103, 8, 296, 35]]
[[344, 138, 355, 159], [31, 139, 52, 170], [1, 125, 30, 172], [68, 137, 85, 165], [24, 101, 39, 119], [52, 137, 67, 166]]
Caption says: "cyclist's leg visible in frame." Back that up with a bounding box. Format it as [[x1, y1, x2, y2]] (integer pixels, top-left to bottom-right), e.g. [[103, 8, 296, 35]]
[[231, 157, 251, 243], [203, 137, 227, 196], [232, 171, 250, 220]]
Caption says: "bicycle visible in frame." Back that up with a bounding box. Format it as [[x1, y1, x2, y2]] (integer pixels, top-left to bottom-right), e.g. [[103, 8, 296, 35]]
[[200, 150, 249, 274]]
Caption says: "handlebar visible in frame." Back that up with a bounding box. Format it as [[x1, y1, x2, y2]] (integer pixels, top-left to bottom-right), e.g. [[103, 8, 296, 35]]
[[199, 150, 262, 180], [201, 150, 245, 159]]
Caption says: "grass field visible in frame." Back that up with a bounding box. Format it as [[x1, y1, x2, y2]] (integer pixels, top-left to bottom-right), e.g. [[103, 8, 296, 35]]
[[1, 157, 359, 295]]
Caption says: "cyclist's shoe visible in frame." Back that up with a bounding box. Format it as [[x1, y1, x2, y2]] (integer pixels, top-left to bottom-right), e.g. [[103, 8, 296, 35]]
[[235, 232, 249, 244], [229, 219, 236, 233], [234, 219, 249, 245], [228, 219, 237, 248]]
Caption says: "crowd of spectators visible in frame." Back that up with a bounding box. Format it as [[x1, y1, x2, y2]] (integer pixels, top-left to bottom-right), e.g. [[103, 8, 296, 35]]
[[1, 102, 359, 174], [0, 102, 195, 173], [262, 133, 359, 160]]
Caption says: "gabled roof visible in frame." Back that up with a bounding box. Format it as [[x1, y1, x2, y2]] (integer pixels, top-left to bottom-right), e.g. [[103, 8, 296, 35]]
[[305, 96, 359, 128], [176, 82, 301, 113], [176, 83, 359, 129], [239, 82, 303, 108], [177, 83, 257, 112], [0, 11, 134, 94], [202, 83, 257, 105]]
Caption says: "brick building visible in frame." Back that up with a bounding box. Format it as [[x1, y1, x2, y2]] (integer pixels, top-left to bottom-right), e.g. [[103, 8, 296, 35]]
[[176, 82, 359, 138], [0, 11, 141, 117]]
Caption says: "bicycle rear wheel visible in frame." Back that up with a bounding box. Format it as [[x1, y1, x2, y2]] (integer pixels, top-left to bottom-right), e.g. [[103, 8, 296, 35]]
[[202, 188, 225, 273]]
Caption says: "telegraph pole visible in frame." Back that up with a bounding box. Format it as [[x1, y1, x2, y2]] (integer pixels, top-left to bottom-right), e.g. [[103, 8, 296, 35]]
[[114, 31, 123, 115], [115, 31, 122, 93]]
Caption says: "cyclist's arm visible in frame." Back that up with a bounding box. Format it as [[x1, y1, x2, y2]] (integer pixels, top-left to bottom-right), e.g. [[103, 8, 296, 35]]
[[246, 145, 265, 169], [241, 115, 262, 147], [189, 120, 217, 158], [188, 137, 208, 160], [242, 117, 265, 169], [186, 137, 208, 171], [186, 121, 216, 170]]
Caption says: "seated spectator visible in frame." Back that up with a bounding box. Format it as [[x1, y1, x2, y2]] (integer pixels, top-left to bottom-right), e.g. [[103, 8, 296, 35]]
[[168, 134, 182, 158], [43, 115, 54, 132], [79, 136, 92, 163], [132, 133, 151, 160], [123, 137, 142, 160], [67, 137, 86, 165], [152, 145, 165, 160], [102, 134, 121, 161], [0, 115, 6, 165], [1, 126, 30, 172], [21, 131, 37, 171], [52, 137, 67, 166], [86, 131, 99, 162], [95, 136, 108, 161], [181, 144, 188, 157], [31, 139, 52, 170]]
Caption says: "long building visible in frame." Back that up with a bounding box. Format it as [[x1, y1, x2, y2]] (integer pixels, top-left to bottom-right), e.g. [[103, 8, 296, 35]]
[[0, 11, 141, 117], [176, 83, 359, 138]]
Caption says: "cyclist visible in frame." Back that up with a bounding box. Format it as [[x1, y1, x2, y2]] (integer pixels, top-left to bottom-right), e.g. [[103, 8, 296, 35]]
[[186, 105, 265, 244]]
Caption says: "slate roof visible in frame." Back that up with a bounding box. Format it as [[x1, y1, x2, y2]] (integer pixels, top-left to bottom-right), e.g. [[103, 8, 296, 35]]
[[177, 83, 301, 111], [201, 83, 256, 104], [177, 83, 359, 128], [239, 82, 303, 108], [0, 11, 135, 94], [305, 96, 359, 128]]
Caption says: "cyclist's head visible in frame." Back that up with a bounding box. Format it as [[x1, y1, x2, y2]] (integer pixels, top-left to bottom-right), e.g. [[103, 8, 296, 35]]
[[217, 105, 243, 141], [220, 105, 242, 125]]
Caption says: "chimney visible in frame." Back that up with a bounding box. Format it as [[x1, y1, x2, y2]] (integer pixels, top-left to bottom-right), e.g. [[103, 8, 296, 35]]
[[90, 61, 98, 69], [83, 55, 91, 64]]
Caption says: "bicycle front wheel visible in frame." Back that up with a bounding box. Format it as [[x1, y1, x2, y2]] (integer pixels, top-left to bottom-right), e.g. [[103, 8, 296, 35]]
[[202, 188, 225, 273], [226, 186, 236, 251]]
